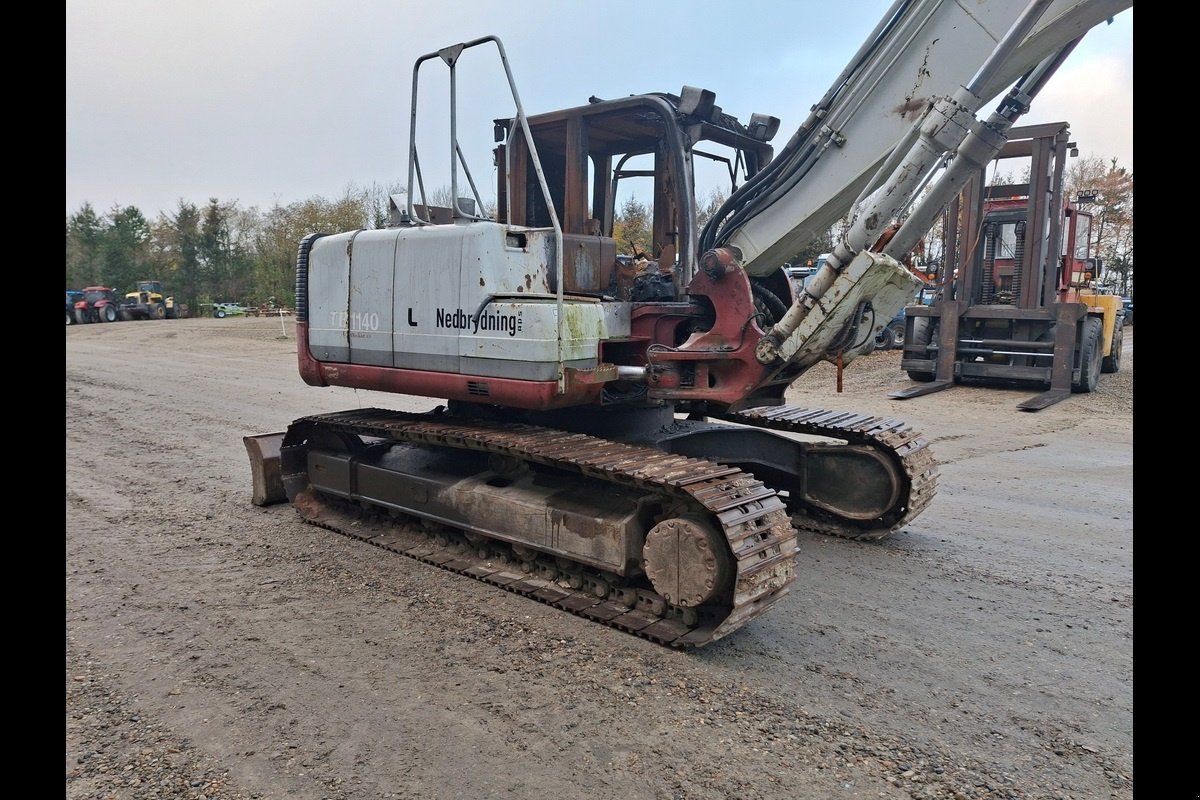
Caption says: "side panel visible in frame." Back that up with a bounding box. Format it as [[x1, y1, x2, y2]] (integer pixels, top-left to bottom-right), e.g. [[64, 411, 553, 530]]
[[460, 299, 613, 380], [306, 233, 354, 362], [393, 226, 465, 373], [305, 222, 629, 385], [350, 230, 400, 367]]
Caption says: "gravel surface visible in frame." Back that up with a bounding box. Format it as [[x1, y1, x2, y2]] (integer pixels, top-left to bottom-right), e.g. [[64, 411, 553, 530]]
[[66, 316, 1133, 799]]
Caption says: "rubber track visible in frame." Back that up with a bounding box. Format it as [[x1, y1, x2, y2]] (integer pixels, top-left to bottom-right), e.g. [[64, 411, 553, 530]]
[[719, 405, 939, 540], [287, 408, 799, 647]]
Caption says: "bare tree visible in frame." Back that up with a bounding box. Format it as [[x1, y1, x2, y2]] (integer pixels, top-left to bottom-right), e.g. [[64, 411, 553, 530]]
[[1067, 156, 1133, 295]]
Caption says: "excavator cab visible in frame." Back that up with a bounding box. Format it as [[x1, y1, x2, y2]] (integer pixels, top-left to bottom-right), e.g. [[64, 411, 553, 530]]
[[492, 90, 777, 300]]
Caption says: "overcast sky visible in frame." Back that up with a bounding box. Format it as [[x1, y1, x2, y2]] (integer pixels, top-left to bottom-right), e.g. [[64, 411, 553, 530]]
[[65, 0, 1133, 220]]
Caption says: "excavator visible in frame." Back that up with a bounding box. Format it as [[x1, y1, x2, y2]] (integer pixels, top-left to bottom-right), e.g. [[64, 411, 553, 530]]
[[245, 0, 1131, 647]]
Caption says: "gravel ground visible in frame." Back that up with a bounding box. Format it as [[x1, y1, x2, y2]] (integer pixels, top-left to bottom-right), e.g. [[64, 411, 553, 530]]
[[66, 316, 1133, 799]]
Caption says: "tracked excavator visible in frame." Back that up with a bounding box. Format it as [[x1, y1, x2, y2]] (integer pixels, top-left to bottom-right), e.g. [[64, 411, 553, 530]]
[[245, 0, 1131, 647]]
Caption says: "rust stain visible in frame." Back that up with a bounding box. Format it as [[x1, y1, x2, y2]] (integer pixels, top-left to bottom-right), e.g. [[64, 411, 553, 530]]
[[893, 97, 927, 118]]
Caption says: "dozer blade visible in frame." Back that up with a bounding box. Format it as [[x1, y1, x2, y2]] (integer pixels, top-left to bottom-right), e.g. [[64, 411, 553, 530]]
[[244, 432, 287, 506]]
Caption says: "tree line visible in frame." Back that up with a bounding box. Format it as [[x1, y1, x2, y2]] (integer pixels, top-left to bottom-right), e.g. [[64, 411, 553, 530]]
[[65, 156, 1131, 313], [65, 183, 400, 316]]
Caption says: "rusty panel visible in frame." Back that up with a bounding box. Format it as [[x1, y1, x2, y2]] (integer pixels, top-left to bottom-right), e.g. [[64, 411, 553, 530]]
[[562, 234, 616, 293]]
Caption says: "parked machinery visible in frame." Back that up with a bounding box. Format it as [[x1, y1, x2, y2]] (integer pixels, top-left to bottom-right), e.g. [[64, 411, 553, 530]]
[[245, 0, 1131, 645], [66, 289, 85, 325], [74, 286, 123, 324], [893, 122, 1123, 410], [121, 281, 181, 320]]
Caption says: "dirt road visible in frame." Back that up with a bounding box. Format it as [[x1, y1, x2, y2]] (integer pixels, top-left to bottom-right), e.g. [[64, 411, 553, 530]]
[[66, 316, 1133, 799]]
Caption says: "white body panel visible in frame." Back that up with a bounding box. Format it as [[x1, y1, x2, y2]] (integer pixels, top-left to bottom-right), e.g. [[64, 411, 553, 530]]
[[305, 222, 629, 381]]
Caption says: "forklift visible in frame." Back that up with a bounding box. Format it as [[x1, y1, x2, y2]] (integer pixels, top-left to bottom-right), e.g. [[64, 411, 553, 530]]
[[892, 122, 1124, 411]]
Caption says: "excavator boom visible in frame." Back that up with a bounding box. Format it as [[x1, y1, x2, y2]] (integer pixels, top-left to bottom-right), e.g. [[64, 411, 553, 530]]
[[710, 0, 1132, 277]]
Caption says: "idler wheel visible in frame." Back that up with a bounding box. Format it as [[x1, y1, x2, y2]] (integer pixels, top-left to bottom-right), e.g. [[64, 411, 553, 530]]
[[642, 514, 732, 607]]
